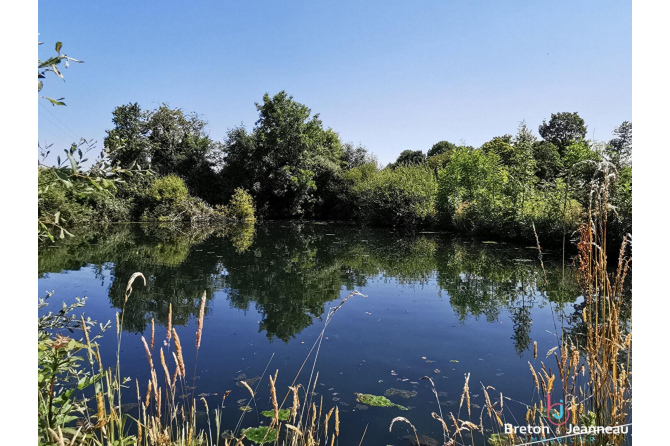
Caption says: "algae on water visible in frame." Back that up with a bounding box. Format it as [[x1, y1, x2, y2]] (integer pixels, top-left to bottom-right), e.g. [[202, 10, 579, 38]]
[[261, 408, 291, 421], [355, 393, 408, 410], [242, 426, 278, 444]]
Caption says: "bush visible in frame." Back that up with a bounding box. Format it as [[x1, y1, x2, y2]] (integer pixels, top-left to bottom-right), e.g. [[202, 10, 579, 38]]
[[147, 174, 189, 203], [221, 188, 256, 223], [351, 164, 437, 227]]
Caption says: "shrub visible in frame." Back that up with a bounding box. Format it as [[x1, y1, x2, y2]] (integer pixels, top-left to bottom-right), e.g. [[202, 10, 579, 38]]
[[147, 174, 189, 203], [351, 164, 437, 227], [221, 188, 256, 223]]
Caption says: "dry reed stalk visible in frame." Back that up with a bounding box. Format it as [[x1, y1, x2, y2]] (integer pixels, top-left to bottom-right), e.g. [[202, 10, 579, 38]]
[[171, 352, 180, 387], [239, 380, 255, 399], [167, 303, 172, 345], [335, 406, 339, 437], [151, 318, 155, 350], [459, 373, 471, 417], [358, 423, 368, 446], [196, 291, 206, 350], [125, 272, 146, 303], [172, 328, 186, 377], [290, 386, 301, 422], [533, 341, 537, 359], [431, 412, 450, 437], [389, 417, 420, 446], [270, 371, 280, 423], [145, 380, 152, 408], [159, 348, 171, 388], [141, 336, 153, 370]]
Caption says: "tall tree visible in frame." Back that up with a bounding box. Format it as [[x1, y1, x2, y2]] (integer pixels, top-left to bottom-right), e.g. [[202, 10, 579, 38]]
[[394, 150, 426, 167], [538, 112, 587, 154], [222, 91, 343, 217], [606, 121, 632, 169], [428, 140, 457, 157]]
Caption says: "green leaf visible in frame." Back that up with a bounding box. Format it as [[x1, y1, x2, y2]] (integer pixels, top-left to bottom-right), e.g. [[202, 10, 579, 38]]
[[55, 41, 62, 54], [45, 97, 66, 106], [67, 150, 79, 173], [38, 80, 43, 92]]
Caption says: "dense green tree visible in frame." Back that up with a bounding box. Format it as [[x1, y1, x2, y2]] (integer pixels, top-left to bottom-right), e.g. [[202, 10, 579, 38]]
[[394, 150, 426, 167], [104, 103, 222, 203], [341, 143, 374, 169], [606, 121, 632, 169], [532, 141, 562, 182], [222, 91, 344, 218], [538, 112, 587, 153], [428, 140, 458, 157], [480, 135, 515, 167], [104, 103, 151, 169]]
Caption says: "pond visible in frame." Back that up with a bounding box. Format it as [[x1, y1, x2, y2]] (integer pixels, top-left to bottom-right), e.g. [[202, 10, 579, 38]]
[[38, 222, 591, 445]]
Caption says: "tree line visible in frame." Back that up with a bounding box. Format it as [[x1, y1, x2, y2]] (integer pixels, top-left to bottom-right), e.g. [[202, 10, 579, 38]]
[[39, 89, 632, 244]]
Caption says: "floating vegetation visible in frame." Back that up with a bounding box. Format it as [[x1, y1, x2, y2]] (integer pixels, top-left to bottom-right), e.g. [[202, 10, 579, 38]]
[[487, 433, 516, 446], [261, 408, 291, 421], [384, 388, 418, 399], [354, 404, 368, 410], [450, 359, 459, 363], [239, 405, 253, 412], [433, 368, 441, 374], [355, 393, 408, 410], [242, 426, 278, 444]]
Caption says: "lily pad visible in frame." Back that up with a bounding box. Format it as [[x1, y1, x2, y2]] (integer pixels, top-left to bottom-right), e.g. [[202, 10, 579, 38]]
[[384, 388, 417, 399], [243, 426, 278, 444], [355, 393, 408, 410], [261, 408, 291, 421]]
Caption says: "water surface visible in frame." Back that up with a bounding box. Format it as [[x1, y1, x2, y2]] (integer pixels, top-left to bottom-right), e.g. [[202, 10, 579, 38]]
[[38, 222, 587, 444]]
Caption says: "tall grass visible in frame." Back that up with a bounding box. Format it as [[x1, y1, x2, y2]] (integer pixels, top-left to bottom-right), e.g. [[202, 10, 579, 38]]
[[38, 271, 365, 446]]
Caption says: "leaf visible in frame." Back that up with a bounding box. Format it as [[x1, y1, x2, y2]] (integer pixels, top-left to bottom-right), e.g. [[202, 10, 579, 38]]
[[38, 80, 43, 92], [55, 41, 62, 54], [66, 149, 79, 173], [45, 97, 66, 106], [88, 178, 103, 191], [53, 211, 60, 225], [52, 64, 64, 79]]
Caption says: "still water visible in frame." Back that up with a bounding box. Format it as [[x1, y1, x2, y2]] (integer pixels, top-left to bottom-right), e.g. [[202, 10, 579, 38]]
[[38, 222, 587, 444]]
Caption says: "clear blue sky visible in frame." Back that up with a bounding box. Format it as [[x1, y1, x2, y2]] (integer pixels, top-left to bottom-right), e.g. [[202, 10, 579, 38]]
[[38, 1, 631, 165]]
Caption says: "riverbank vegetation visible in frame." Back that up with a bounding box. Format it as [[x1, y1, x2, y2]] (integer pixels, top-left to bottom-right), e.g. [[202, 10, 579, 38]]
[[39, 85, 632, 245]]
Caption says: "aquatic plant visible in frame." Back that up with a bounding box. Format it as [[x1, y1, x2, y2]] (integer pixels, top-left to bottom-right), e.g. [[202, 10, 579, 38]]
[[355, 393, 408, 410]]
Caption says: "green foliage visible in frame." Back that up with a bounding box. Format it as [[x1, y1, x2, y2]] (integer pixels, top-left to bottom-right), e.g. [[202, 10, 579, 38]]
[[38, 41, 83, 106], [355, 393, 408, 410], [242, 426, 278, 444], [606, 121, 632, 169], [538, 111, 587, 152], [104, 102, 223, 203], [428, 140, 457, 157], [221, 188, 256, 223], [261, 409, 291, 421], [394, 149, 426, 167], [351, 164, 437, 227], [38, 296, 109, 444], [148, 174, 189, 203], [222, 91, 344, 218], [532, 141, 562, 182]]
